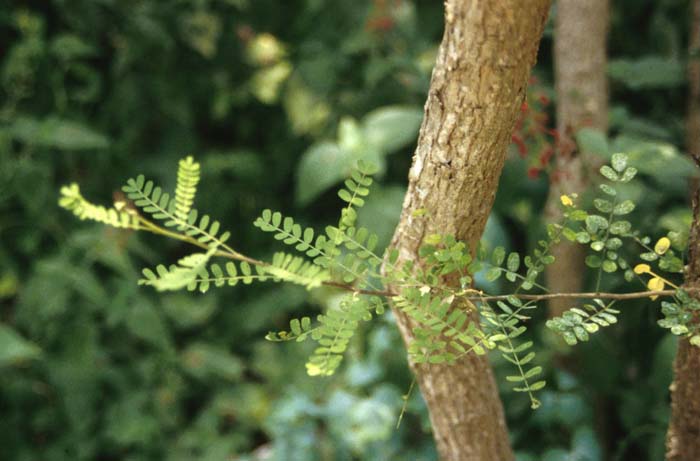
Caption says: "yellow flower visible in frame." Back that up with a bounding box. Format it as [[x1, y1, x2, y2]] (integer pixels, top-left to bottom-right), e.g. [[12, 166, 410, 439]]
[[647, 277, 665, 300], [560, 195, 573, 207], [654, 237, 671, 255], [633, 264, 651, 275]]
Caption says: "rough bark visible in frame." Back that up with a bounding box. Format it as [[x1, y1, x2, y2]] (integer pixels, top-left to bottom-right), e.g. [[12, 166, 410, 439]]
[[384, 1, 550, 460], [688, 0, 700, 171], [665, 2, 700, 459], [545, 0, 609, 316], [666, 191, 700, 461]]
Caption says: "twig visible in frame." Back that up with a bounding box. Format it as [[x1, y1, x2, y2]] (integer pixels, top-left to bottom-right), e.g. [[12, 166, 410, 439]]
[[321, 281, 697, 303], [322, 280, 396, 297], [466, 289, 696, 302], [144, 216, 696, 304]]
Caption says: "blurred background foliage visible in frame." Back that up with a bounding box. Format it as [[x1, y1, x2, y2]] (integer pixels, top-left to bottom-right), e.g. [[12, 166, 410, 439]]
[[0, 0, 696, 459]]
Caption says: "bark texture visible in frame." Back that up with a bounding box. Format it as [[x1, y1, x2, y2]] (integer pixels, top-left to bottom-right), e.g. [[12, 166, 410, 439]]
[[385, 2, 550, 460], [666, 192, 700, 461], [688, 0, 700, 165], [545, 0, 609, 316], [665, 2, 700, 459]]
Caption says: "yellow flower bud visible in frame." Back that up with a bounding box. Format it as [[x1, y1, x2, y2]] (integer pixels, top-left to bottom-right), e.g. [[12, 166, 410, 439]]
[[647, 277, 665, 300], [654, 237, 671, 255], [633, 264, 651, 275]]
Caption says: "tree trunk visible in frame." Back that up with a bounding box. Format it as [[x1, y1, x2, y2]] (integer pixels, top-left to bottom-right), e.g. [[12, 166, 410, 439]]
[[666, 194, 700, 461], [665, 2, 700, 459], [688, 0, 700, 172], [545, 0, 609, 316], [384, 2, 550, 460]]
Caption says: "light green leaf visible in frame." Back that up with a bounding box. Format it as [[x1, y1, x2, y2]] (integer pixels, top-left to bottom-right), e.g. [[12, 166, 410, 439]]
[[0, 324, 41, 367], [575, 128, 609, 157], [610, 221, 632, 235], [585, 255, 602, 268], [611, 153, 628, 172], [586, 215, 609, 233], [338, 117, 365, 153], [181, 343, 244, 381], [507, 252, 520, 272], [492, 247, 506, 266], [599, 184, 617, 196], [126, 304, 172, 351], [296, 142, 352, 205], [600, 165, 619, 181], [594, 199, 613, 213], [296, 141, 383, 205], [590, 241, 605, 252], [485, 267, 501, 282], [10, 116, 109, 150], [613, 200, 635, 215], [362, 106, 423, 154], [602, 260, 617, 273], [608, 56, 684, 89]]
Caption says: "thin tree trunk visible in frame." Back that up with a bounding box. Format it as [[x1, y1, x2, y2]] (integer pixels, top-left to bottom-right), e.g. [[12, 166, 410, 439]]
[[545, 0, 609, 316], [665, 1, 700, 459], [666, 193, 700, 461], [688, 0, 700, 175], [384, 2, 550, 460]]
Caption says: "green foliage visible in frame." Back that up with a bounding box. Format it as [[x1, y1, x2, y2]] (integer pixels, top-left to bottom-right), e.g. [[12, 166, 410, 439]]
[[262, 252, 330, 290], [122, 174, 231, 247], [62, 154, 553, 407], [336, 159, 377, 232], [5, 1, 697, 458], [59, 183, 140, 229], [296, 108, 422, 205], [306, 295, 372, 376], [658, 290, 700, 343], [414, 233, 474, 288], [0, 324, 42, 367], [1, 2, 446, 459], [265, 316, 315, 342], [140, 246, 224, 292], [477, 239, 561, 409], [558, 154, 641, 279], [546, 300, 621, 346], [479, 240, 552, 290], [174, 156, 201, 224], [546, 152, 697, 354], [59, 150, 700, 422], [9, 116, 110, 150], [481, 299, 542, 378], [254, 209, 333, 261], [608, 56, 685, 89], [393, 289, 486, 364]]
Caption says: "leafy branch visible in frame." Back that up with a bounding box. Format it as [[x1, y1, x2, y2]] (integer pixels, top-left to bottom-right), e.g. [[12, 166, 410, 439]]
[[58, 152, 700, 409]]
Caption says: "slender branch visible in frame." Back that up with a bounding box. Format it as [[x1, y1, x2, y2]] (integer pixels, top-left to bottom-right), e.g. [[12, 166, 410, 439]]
[[139, 216, 266, 266], [140, 213, 696, 304], [322, 280, 395, 297], [321, 281, 697, 302], [468, 289, 696, 302]]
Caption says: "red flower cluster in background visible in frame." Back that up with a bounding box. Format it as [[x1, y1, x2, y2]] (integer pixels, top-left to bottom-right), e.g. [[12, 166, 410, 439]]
[[511, 79, 574, 180], [366, 0, 403, 33]]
